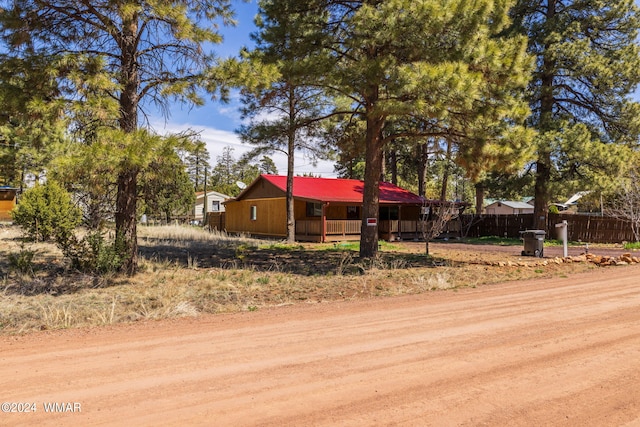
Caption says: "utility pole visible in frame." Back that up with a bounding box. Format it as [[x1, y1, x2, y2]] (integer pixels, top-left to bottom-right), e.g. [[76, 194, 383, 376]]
[[203, 167, 208, 228]]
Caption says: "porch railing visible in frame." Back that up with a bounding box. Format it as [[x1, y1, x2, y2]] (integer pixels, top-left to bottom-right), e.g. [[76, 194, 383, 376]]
[[379, 220, 422, 235], [295, 219, 361, 237], [326, 219, 361, 236], [296, 219, 426, 239], [295, 220, 322, 236]]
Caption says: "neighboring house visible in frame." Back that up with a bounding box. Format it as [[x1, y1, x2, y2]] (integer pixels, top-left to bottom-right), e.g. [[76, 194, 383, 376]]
[[0, 186, 17, 221], [484, 200, 534, 215], [194, 190, 230, 222], [224, 175, 463, 242]]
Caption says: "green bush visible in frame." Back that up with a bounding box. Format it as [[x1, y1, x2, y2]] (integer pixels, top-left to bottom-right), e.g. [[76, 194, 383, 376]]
[[8, 244, 36, 275], [59, 232, 124, 274], [11, 182, 81, 242]]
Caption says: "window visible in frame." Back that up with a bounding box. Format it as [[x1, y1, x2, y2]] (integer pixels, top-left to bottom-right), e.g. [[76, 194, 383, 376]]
[[347, 206, 360, 219], [380, 206, 399, 220], [210, 201, 220, 212], [250, 205, 257, 221], [306, 202, 322, 217]]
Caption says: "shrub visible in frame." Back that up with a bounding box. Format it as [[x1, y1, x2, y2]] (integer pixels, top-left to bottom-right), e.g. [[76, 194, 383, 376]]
[[8, 244, 36, 275], [11, 182, 81, 242], [59, 232, 124, 274]]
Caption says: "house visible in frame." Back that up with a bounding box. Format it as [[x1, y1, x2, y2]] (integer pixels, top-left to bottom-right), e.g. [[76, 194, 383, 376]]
[[0, 186, 17, 221], [193, 190, 230, 222], [224, 175, 464, 242], [484, 200, 534, 215]]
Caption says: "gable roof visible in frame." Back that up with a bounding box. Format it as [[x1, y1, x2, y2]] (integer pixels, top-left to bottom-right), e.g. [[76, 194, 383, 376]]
[[236, 175, 425, 205], [486, 200, 534, 210], [195, 190, 230, 200]]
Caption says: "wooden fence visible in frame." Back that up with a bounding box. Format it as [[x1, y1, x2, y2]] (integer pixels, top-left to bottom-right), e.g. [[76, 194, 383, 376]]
[[204, 211, 635, 244], [205, 212, 225, 231], [461, 213, 636, 244]]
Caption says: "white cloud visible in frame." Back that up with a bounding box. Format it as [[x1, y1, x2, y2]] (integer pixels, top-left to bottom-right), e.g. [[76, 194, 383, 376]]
[[151, 120, 337, 177]]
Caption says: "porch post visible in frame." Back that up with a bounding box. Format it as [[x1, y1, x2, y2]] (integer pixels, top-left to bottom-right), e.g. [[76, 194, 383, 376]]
[[321, 203, 327, 243], [398, 205, 402, 240]]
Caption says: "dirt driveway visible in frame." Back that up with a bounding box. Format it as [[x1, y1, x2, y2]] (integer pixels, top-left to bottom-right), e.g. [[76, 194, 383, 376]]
[[2, 265, 640, 426]]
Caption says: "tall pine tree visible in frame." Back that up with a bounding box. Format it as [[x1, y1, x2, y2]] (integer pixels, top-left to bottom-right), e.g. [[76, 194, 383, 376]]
[[0, 1, 235, 274], [510, 0, 640, 229], [288, 0, 533, 257], [238, 0, 335, 242]]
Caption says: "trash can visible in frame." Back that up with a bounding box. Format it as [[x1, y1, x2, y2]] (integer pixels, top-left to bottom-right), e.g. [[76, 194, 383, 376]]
[[520, 230, 545, 257]]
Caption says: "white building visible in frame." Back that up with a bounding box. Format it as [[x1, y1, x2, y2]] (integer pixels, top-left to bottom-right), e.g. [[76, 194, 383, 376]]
[[194, 190, 230, 221], [484, 200, 534, 215]]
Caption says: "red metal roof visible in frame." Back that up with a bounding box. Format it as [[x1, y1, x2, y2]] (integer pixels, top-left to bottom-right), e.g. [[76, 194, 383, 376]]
[[258, 175, 424, 204]]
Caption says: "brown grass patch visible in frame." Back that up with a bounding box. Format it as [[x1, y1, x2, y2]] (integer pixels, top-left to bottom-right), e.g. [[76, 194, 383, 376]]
[[1, 224, 598, 334]]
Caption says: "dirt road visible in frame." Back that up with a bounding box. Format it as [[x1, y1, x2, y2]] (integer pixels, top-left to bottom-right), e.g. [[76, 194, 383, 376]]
[[2, 265, 640, 426]]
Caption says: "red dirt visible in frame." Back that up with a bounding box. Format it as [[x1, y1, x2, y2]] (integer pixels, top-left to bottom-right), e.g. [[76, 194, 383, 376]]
[[2, 265, 640, 426]]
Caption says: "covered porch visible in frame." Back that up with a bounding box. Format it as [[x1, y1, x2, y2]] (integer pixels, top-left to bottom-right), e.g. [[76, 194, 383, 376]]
[[295, 219, 438, 242], [294, 201, 465, 243]]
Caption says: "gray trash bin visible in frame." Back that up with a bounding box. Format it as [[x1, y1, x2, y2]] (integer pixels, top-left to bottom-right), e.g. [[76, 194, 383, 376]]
[[520, 230, 545, 257]]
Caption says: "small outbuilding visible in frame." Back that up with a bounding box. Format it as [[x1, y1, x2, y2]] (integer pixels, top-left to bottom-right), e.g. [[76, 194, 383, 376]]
[[224, 175, 464, 242], [484, 200, 534, 215], [0, 186, 17, 221], [193, 190, 230, 222]]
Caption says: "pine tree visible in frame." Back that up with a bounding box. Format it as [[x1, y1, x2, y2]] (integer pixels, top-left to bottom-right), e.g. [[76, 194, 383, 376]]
[[0, 54, 67, 189], [208, 147, 261, 196], [509, 0, 640, 229], [238, 0, 335, 242], [258, 156, 278, 175], [0, 1, 235, 274], [184, 140, 211, 192], [290, 0, 533, 257], [139, 150, 195, 223]]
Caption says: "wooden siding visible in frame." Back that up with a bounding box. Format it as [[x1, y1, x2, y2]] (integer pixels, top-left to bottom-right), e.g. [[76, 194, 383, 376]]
[[0, 191, 16, 221], [485, 203, 533, 215], [225, 198, 287, 237], [294, 199, 310, 220], [240, 179, 284, 200], [294, 202, 362, 220], [0, 201, 14, 221]]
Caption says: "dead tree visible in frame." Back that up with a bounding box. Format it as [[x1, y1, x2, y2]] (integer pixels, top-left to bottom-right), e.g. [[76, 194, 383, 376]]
[[604, 169, 640, 242], [421, 200, 459, 255]]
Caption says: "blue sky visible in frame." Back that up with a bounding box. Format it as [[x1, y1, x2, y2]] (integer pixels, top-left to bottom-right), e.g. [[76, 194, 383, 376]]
[[150, 1, 339, 177], [151, 0, 640, 179]]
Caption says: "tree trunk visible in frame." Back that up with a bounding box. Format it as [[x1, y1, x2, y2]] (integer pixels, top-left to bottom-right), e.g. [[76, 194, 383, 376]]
[[286, 85, 296, 242], [475, 182, 485, 215], [360, 88, 385, 258], [440, 139, 453, 202], [533, 158, 550, 230], [533, 0, 556, 232], [115, 12, 140, 275], [115, 167, 139, 276], [202, 167, 208, 227], [417, 143, 428, 197], [388, 145, 397, 185]]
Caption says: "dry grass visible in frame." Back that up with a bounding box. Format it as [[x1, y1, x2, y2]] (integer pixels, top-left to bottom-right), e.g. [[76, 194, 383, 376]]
[[0, 224, 598, 334]]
